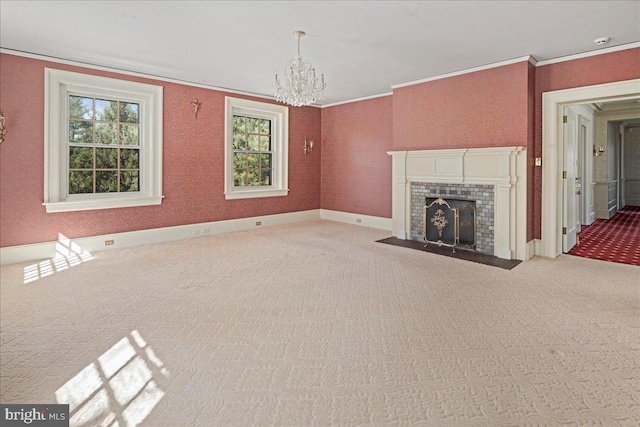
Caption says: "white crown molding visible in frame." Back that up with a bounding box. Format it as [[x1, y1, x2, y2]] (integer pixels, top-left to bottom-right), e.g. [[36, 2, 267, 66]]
[[321, 92, 393, 109], [0, 48, 324, 108], [535, 42, 640, 67], [391, 56, 534, 90], [3, 41, 638, 111]]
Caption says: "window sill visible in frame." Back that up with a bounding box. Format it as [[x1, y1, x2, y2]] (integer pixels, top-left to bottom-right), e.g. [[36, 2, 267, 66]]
[[224, 189, 289, 200], [44, 196, 164, 213]]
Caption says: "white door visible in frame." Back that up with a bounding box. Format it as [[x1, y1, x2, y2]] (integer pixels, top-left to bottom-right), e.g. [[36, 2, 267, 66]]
[[563, 107, 578, 252]]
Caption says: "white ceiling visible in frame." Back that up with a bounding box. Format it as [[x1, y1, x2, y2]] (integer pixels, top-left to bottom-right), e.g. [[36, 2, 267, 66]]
[[1, 1, 639, 106]]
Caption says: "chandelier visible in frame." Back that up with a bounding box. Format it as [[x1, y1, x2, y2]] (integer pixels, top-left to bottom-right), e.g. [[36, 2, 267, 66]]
[[274, 31, 326, 107]]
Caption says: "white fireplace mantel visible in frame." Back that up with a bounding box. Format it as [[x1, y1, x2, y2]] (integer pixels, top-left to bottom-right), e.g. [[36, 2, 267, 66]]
[[388, 147, 528, 260]]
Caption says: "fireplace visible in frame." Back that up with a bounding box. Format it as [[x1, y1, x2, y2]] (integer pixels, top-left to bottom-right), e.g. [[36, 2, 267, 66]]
[[412, 182, 494, 254], [388, 147, 527, 260], [424, 197, 476, 252]]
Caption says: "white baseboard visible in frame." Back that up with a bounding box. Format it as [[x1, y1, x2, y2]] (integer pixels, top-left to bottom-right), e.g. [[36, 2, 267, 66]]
[[525, 240, 536, 260], [320, 209, 392, 231], [527, 239, 542, 258], [0, 209, 321, 266]]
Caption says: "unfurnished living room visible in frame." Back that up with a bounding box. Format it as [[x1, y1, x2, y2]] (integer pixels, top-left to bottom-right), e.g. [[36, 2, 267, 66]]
[[0, 1, 639, 426]]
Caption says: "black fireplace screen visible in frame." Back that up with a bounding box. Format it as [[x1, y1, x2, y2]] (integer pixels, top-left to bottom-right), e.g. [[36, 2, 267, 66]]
[[424, 197, 476, 252]]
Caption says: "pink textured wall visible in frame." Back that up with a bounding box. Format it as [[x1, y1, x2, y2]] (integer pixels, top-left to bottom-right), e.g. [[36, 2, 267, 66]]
[[392, 61, 534, 239], [533, 48, 640, 238], [392, 62, 530, 151], [321, 96, 393, 218], [0, 54, 321, 247], [2, 48, 638, 249]]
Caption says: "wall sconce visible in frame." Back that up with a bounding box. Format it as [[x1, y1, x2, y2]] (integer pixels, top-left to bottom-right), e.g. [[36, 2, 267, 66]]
[[191, 99, 201, 119], [594, 146, 604, 157], [0, 110, 6, 144], [303, 138, 314, 155]]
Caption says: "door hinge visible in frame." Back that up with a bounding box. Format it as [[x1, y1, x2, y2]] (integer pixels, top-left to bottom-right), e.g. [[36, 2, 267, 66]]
[[562, 227, 567, 235], [563, 171, 567, 179], [563, 115, 568, 123]]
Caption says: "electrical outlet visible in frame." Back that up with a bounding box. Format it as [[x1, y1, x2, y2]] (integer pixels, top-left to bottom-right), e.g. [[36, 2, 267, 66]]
[[356, 218, 362, 224], [202, 228, 210, 234], [256, 221, 262, 226], [194, 229, 201, 235], [104, 239, 115, 246]]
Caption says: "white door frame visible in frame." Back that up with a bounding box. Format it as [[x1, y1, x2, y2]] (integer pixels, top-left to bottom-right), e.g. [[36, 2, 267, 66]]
[[541, 78, 640, 258], [562, 106, 578, 253], [617, 128, 624, 209]]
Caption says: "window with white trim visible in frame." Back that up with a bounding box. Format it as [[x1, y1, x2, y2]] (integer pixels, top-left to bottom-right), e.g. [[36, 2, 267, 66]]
[[44, 68, 163, 213], [224, 97, 288, 200]]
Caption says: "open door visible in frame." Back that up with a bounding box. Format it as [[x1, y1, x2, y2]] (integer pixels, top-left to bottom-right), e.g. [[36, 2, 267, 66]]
[[563, 107, 578, 252]]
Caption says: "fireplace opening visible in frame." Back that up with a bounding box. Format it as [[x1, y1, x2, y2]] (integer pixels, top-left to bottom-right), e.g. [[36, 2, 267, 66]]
[[424, 197, 476, 252], [411, 183, 493, 254]]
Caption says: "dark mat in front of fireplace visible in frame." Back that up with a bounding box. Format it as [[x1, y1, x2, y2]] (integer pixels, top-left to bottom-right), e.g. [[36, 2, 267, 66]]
[[376, 237, 521, 270]]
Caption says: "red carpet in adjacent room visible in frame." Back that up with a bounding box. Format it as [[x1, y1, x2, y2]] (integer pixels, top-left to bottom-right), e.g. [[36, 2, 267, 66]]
[[568, 206, 640, 266]]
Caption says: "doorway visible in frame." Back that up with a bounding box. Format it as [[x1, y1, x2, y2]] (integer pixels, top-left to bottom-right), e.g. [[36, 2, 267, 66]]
[[541, 78, 640, 259]]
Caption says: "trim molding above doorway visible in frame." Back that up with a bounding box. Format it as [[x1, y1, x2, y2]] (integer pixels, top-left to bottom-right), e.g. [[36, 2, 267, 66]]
[[541, 78, 640, 258]]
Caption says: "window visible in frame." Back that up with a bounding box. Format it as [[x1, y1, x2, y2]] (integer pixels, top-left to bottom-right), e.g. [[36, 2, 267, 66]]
[[231, 115, 273, 187], [44, 68, 163, 213], [224, 97, 288, 199]]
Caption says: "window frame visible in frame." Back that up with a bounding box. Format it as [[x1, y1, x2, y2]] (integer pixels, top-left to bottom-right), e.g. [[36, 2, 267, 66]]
[[44, 68, 163, 213], [224, 96, 289, 200]]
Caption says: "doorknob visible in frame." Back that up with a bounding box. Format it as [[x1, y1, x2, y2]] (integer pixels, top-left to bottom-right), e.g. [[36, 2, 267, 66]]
[[577, 190, 582, 195]]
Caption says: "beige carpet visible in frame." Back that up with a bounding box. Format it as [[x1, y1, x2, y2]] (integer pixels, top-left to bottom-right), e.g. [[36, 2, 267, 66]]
[[1, 220, 639, 426]]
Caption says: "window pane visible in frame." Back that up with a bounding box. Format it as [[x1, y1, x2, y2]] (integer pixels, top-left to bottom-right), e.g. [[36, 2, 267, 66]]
[[246, 153, 259, 168], [232, 116, 245, 133], [95, 99, 118, 121], [96, 171, 118, 193], [120, 102, 139, 123], [120, 170, 139, 192], [247, 117, 259, 134], [232, 133, 246, 150], [120, 148, 139, 169], [96, 148, 118, 169], [260, 154, 271, 169], [259, 136, 271, 152], [69, 171, 93, 194], [247, 134, 259, 151], [69, 120, 93, 144], [260, 169, 271, 186], [69, 96, 93, 120], [259, 119, 270, 135], [234, 170, 247, 187], [233, 153, 247, 169], [120, 124, 139, 146], [95, 123, 117, 145], [69, 147, 93, 169], [246, 169, 260, 186]]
